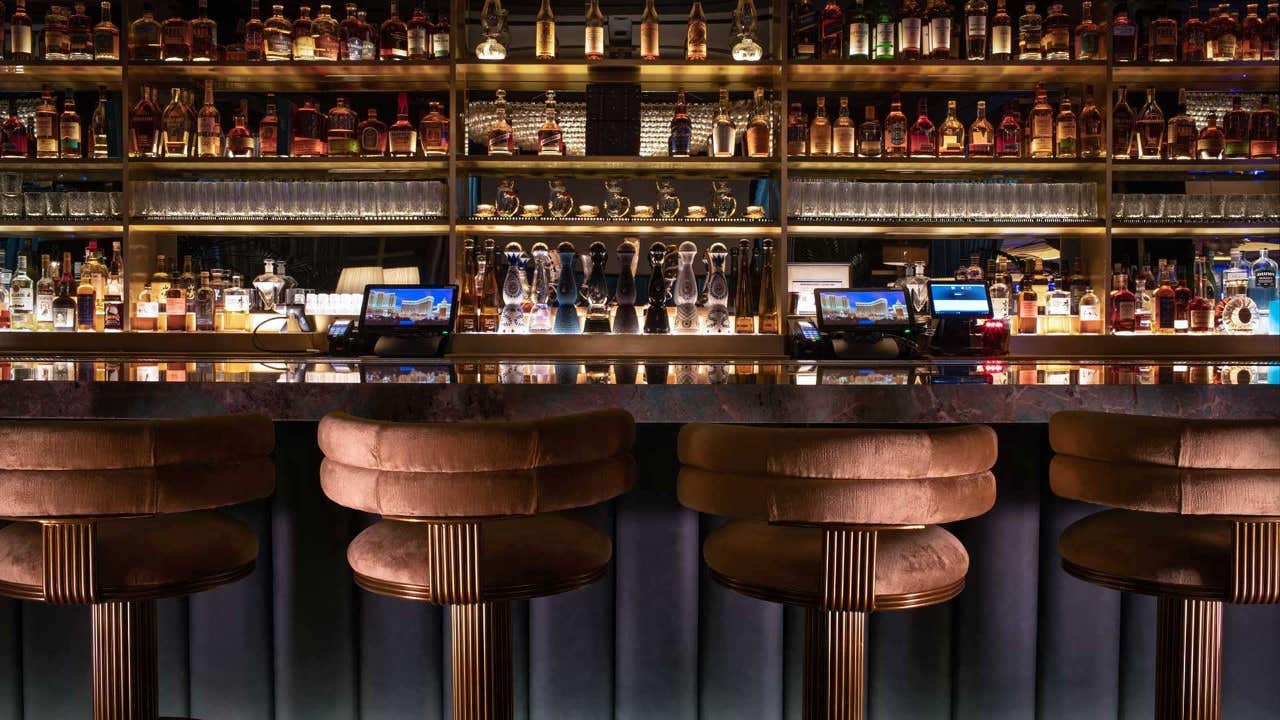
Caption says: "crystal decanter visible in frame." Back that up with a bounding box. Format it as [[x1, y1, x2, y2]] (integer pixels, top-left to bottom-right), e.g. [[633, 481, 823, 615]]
[[528, 242, 553, 333], [547, 179, 574, 218], [604, 179, 631, 218], [614, 239, 640, 334], [644, 242, 671, 334], [581, 241, 611, 333], [498, 242, 527, 333], [711, 180, 737, 218], [476, 0, 507, 59], [554, 241, 580, 333], [656, 180, 681, 218], [673, 241, 701, 333], [494, 178, 520, 217], [704, 242, 731, 332]]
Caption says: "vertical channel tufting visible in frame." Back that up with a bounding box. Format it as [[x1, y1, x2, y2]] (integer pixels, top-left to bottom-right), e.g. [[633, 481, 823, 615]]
[[92, 601, 159, 720], [427, 521, 482, 605], [1155, 597, 1222, 720], [1230, 521, 1280, 605], [41, 521, 98, 605], [821, 529, 877, 612], [803, 608, 867, 720], [451, 602, 514, 720]]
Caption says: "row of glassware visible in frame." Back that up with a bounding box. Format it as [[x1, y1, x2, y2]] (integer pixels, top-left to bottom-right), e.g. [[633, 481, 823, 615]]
[[0, 190, 120, 220], [787, 179, 1099, 222], [1112, 193, 1279, 221], [131, 180, 447, 220]]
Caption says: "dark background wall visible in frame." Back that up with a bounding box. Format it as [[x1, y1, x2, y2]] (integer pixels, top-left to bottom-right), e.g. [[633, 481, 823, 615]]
[[1, 422, 1278, 719]]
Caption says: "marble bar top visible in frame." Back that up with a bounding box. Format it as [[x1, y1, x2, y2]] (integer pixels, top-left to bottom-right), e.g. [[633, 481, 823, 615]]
[[0, 357, 1276, 424]]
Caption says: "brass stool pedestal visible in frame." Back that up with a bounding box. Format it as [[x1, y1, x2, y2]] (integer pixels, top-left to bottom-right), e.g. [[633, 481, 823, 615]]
[[1155, 598, 1223, 720], [450, 602, 514, 720], [803, 609, 867, 720], [92, 600, 159, 720]]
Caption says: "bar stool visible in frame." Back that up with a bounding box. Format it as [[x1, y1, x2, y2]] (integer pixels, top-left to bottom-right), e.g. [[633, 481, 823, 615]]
[[0, 415, 275, 720], [1050, 411, 1280, 720], [677, 423, 998, 719], [318, 409, 635, 719]]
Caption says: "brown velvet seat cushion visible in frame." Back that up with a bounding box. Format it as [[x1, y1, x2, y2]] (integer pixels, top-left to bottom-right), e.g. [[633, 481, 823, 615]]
[[702, 520, 969, 611], [0, 512, 258, 603], [347, 515, 611, 603], [1059, 509, 1233, 600], [1050, 412, 1280, 470], [1052, 455, 1280, 516], [678, 466, 996, 525], [0, 415, 275, 518]]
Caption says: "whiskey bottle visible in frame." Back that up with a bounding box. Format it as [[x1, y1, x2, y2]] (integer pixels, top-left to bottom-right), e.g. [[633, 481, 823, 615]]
[[1210, 3, 1239, 60], [36, 255, 55, 330], [127, 86, 160, 157], [884, 92, 908, 157], [537, 91, 564, 156], [1188, 258, 1214, 333], [1251, 96, 1279, 158], [1, 101, 30, 158], [194, 271, 215, 331], [820, 0, 845, 59], [1111, 86, 1135, 159], [35, 87, 59, 160], [258, 94, 279, 156], [849, 0, 872, 59], [264, 4, 292, 60], [293, 5, 316, 60], [103, 240, 123, 331], [196, 79, 221, 158], [1197, 113, 1225, 158], [431, 9, 450, 58], [44, 5, 71, 61], [75, 247, 98, 330], [669, 90, 693, 156], [457, 238, 479, 332], [93, 1, 119, 59], [338, 2, 361, 59], [160, 7, 189, 62], [1149, 3, 1178, 61], [1078, 287, 1101, 333], [1109, 269, 1136, 332], [1153, 262, 1176, 334], [899, 0, 925, 59], [8, 0, 34, 62], [478, 239, 500, 332], [292, 96, 327, 157], [908, 98, 937, 157], [938, 99, 965, 156], [53, 256, 77, 332], [314, 4, 340, 60], [1054, 93, 1077, 159], [640, 0, 660, 59], [989, 261, 1011, 318], [486, 89, 514, 156], [1017, 1, 1042, 60], [1262, 1, 1278, 61], [1016, 263, 1038, 334], [874, 0, 896, 59], [1042, 2, 1070, 59], [858, 105, 882, 156], [965, 0, 989, 59], [535, 0, 556, 60], [745, 87, 771, 158], [969, 100, 994, 156], [792, 0, 819, 58], [357, 107, 387, 156], [831, 96, 856, 156], [380, 0, 408, 60], [1111, 4, 1137, 61], [226, 99, 255, 157], [990, 0, 1012, 58], [995, 103, 1022, 156], [1164, 89, 1197, 160], [90, 87, 109, 158], [190, 0, 216, 61], [1074, 1, 1099, 59], [584, 0, 606, 59], [69, 3, 94, 60], [58, 90, 82, 159], [407, 4, 431, 59], [1044, 278, 1071, 334], [786, 103, 808, 157], [326, 96, 358, 157], [388, 92, 417, 157], [1028, 82, 1054, 158], [809, 96, 833, 156], [244, 0, 265, 60], [927, 0, 954, 58], [420, 100, 449, 157], [1134, 87, 1164, 159], [1222, 96, 1250, 158], [757, 239, 780, 334], [8, 255, 33, 331], [687, 2, 708, 60], [1183, 0, 1207, 60], [710, 88, 736, 157], [164, 258, 187, 331]]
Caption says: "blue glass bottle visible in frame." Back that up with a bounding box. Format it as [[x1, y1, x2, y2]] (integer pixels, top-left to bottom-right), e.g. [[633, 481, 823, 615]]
[[669, 90, 693, 157], [554, 241, 580, 333]]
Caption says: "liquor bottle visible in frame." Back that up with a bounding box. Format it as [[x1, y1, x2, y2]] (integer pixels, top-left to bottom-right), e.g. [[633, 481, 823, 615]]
[[969, 100, 994, 156], [1251, 96, 1279, 158], [44, 4, 71, 60], [160, 6, 189, 62], [989, 261, 1011, 318], [226, 98, 254, 157], [8, 255, 33, 331], [127, 86, 159, 157], [53, 256, 76, 332], [1172, 263, 1194, 332], [476, 240, 500, 332], [326, 96, 358, 156], [419, 100, 448, 156], [432, 8, 450, 58], [1028, 82, 1054, 158], [1054, 93, 1077, 158], [69, 2, 94, 60], [786, 103, 808, 156], [1112, 86, 1135, 159], [1211, 3, 1239, 60], [455, 238, 478, 332], [189, 0, 215, 61], [58, 90, 82, 159], [535, 91, 564, 156], [34, 87, 59, 160], [1222, 96, 1250, 158], [76, 247, 98, 330], [244, 0, 265, 60], [1196, 113, 1225, 158], [1065, 255, 1087, 311], [338, 2, 361, 59], [1149, 3, 1178, 61], [1249, 247, 1278, 312], [996, 103, 1022, 156], [1016, 267, 1038, 334], [1077, 287, 1101, 333], [669, 90, 693, 156], [8, 0, 33, 61], [966, 0, 989, 59], [1, 100, 30, 158], [850, 0, 872, 58], [35, 255, 55, 330], [103, 240, 123, 331], [388, 92, 417, 157], [884, 92, 908, 156], [859, 105, 883, 156], [810, 96, 833, 156], [164, 259, 186, 331], [534, 0, 555, 60], [1153, 262, 1177, 334], [1264, 1, 1279, 61], [1044, 278, 1071, 334], [265, 4, 292, 61], [1042, 2, 1070, 59], [640, 0, 660, 59], [1186, 257, 1213, 333], [687, 2, 708, 60], [990, 0, 1012, 58], [1108, 268, 1136, 332], [584, 0, 605, 59], [356, 10, 376, 59], [745, 87, 771, 158], [314, 4, 340, 60], [292, 96, 327, 157], [1111, 4, 1137, 61], [195, 79, 221, 158], [909, 98, 937, 157], [793, 0, 819, 58], [756, 239, 779, 334], [1076, 87, 1103, 158], [875, 0, 897, 59], [1073, 1, 1099, 59], [292, 4, 316, 60], [1183, 0, 1207, 60], [258, 94, 279, 156], [820, 0, 845, 58], [357, 107, 387, 156], [92, 1, 119, 59], [486, 89, 514, 156], [193, 271, 215, 331], [832, 96, 856, 156], [1017, 1, 1042, 60], [407, 4, 430, 59], [928, 0, 954, 58], [731, 0, 764, 61], [380, 0, 408, 60], [1134, 87, 1165, 160], [710, 88, 736, 157], [937, 99, 965, 156], [899, 0, 925, 59], [1164, 89, 1197, 160]]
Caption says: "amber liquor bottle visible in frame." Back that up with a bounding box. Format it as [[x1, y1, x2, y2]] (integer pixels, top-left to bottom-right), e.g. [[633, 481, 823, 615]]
[[258, 94, 279, 156], [226, 99, 255, 157], [35, 87, 60, 160], [357, 108, 387, 156], [244, 0, 266, 60], [326, 97, 358, 157], [745, 88, 772, 158], [160, 7, 190, 61], [420, 100, 449, 157], [388, 92, 417, 157], [883, 92, 909, 157], [833, 96, 857, 156], [756, 239, 780, 335], [969, 100, 995, 156], [858, 106, 882, 157], [58, 90, 82, 159], [190, 0, 217, 61], [196, 79, 222, 158]]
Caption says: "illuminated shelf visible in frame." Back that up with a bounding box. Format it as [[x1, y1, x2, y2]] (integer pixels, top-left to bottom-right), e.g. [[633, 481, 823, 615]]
[[128, 60, 451, 91], [788, 157, 1105, 173], [456, 59, 782, 90], [128, 158, 450, 173], [1111, 62, 1279, 89], [457, 156, 778, 175], [0, 63, 122, 88], [129, 220, 450, 235], [0, 159, 123, 172], [1009, 333, 1280, 358], [786, 221, 1105, 237], [456, 220, 780, 236], [1111, 223, 1280, 237], [0, 330, 324, 354], [784, 60, 1107, 90], [0, 223, 122, 236], [1111, 159, 1280, 174], [448, 332, 787, 359]]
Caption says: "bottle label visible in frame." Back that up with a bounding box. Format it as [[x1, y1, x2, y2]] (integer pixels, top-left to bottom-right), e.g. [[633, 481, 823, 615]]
[[967, 16, 987, 38], [94, 32, 118, 57], [1047, 28, 1069, 50], [76, 295, 95, 327], [875, 23, 895, 54], [641, 23, 660, 57], [487, 130, 512, 153], [991, 296, 1010, 318], [136, 301, 159, 318], [1256, 269, 1277, 289], [294, 36, 316, 57], [538, 131, 563, 154], [346, 37, 363, 60], [104, 301, 123, 330], [1019, 299, 1038, 317], [1153, 25, 1176, 46], [849, 23, 870, 56], [225, 293, 250, 312], [198, 117, 216, 135], [584, 26, 604, 55], [1157, 297, 1176, 328], [36, 116, 54, 140], [992, 25, 1012, 54], [245, 29, 265, 54], [162, 25, 186, 44], [930, 18, 952, 51], [432, 33, 450, 58], [1078, 31, 1098, 57], [1048, 294, 1071, 316], [1113, 25, 1136, 37], [1116, 298, 1135, 321], [259, 126, 277, 154], [899, 18, 922, 50], [408, 28, 428, 54], [536, 22, 556, 57], [35, 293, 52, 320], [53, 307, 74, 329], [267, 34, 292, 56], [11, 26, 32, 54], [1079, 304, 1100, 322], [888, 123, 907, 147], [316, 34, 339, 58], [359, 126, 382, 152], [11, 287, 32, 312], [166, 296, 186, 316], [1033, 115, 1052, 139]]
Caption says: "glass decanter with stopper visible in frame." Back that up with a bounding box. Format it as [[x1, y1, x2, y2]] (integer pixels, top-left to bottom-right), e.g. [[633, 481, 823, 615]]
[[644, 242, 671, 334], [554, 241, 580, 333], [547, 179, 574, 218], [656, 180, 681, 218], [581, 242, 611, 333], [498, 242, 527, 333], [476, 0, 507, 59], [672, 241, 701, 333], [731, 0, 764, 60], [528, 243, 553, 333], [603, 179, 631, 218], [486, 89, 515, 155], [711, 180, 738, 218], [614, 240, 640, 334], [537, 90, 565, 156], [704, 242, 731, 332], [494, 178, 520, 217]]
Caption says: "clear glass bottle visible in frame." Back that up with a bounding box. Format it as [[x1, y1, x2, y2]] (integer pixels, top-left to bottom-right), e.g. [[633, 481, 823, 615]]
[[989, 261, 1011, 319], [884, 92, 908, 157], [419, 100, 449, 157], [859, 106, 882, 157], [486, 89, 514, 156], [1054, 93, 1077, 159], [1042, 2, 1070, 59], [1149, 2, 1179, 61], [585, 0, 606, 60], [966, 0, 989, 59], [1251, 96, 1279, 158], [226, 98, 255, 157], [1111, 4, 1137, 61], [326, 96, 358, 157], [89, 87, 110, 158], [732, 0, 764, 61], [314, 3, 340, 60], [160, 6, 189, 61], [44, 4, 71, 61], [688, 2, 709, 60], [195, 78, 221, 158], [745, 87, 771, 158], [1028, 82, 1054, 158], [388, 92, 417, 157], [1164, 89, 1197, 160], [1112, 86, 1135, 159], [380, 0, 408, 60], [641, 0, 660, 59], [8, 255, 34, 330], [35, 255, 56, 330], [1135, 87, 1165, 160], [1017, 1, 1043, 59], [535, 0, 556, 60], [669, 90, 693, 157], [1044, 278, 1072, 334], [969, 100, 994, 156], [833, 96, 857, 156], [710, 88, 736, 157], [990, 0, 1013, 58], [264, 4, 293, 61], [53, 255, 77, 332], [939, 99, 965, 156], [220, 272, 249, 329], [58, 89, 82, 159], [1078, 86, 1104, 158], [810, 96, 833, 156], [537, 91, 564, 156], [1249, 247, 1278, 313], [909, 98, 937, 157], [476, 0, 507, 60]]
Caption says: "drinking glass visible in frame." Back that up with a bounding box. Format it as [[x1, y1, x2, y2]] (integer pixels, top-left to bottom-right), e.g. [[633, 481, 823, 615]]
[[1244, 194, 1266, 219], [816, 180, 835, 218], [0, 172, 20, 196], [22, 192, 43, 217], [788, 180, 803, 219], [1124, 193, 1145, 220], [1016, 184, 1035, 221], [1183, 194, 1205, 218], [1206, 194, 1225, 218], [1112, 193, 1127, 219], [1142, 193, 1164, 220], [1224, 194, 1246, 218], [46, 192, 67, 217], [359, 181, 380, 218], [89, 192, 110, 217], [1163, 194, 1185, 219]]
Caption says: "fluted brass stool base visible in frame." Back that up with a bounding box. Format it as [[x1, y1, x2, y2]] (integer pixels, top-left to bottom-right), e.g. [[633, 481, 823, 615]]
[[450, 601, 513, 720], [803, 608, 867, 720], [1155, 598, 1222, 720], [92, 600, 158, 720]]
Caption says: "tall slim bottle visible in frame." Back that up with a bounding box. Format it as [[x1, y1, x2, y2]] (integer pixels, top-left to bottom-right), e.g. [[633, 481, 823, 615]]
[[809, 97, 833, 156], [833, 97, 857, 156], [756, 239, 779, 334], [535, 0, 556, 59], [584, 0, 606, 59], [966, 0, 989, 59], [1112, 86, 1135, 159], [1079, 86, 1104, 158], [669, 90, 693, 156], [990, 0, 1012, 58], [883, 92, 908, 157], [640, 0, 660, 59], [1028, 82, 1054, 158], [687, 2, 708, 60], [733, 239, 755, 333], [849, 0, 872, 58], [710, 88, 736, 157], [820, 0, 845, 58], [196, 79, 221, 158]]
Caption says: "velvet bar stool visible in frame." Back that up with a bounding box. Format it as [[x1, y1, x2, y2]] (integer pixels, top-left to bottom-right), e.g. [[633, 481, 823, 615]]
[[677, 423, 998, 720], [1050, 411, 1280, 720], [318, 409, 635, 719], [0, 415, 275, 720]]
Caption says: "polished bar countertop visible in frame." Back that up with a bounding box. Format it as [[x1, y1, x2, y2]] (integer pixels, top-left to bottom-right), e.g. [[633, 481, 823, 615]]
[[0, 355, 1276, 423]]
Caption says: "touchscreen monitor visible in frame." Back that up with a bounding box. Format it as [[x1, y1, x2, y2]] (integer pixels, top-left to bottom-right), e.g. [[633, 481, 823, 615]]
[[359, 285, 457, 333], [814, 288, 912, 330], [927, 282, 993, 317]]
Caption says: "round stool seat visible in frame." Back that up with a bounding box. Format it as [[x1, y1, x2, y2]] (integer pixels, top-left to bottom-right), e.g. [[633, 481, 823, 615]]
[[0, 512, 258, 603], [1060, 509, 1234, 601], [348, 514, 611, 603], [1051, 455, 1280, 516], [703, 521, 969, 611]]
